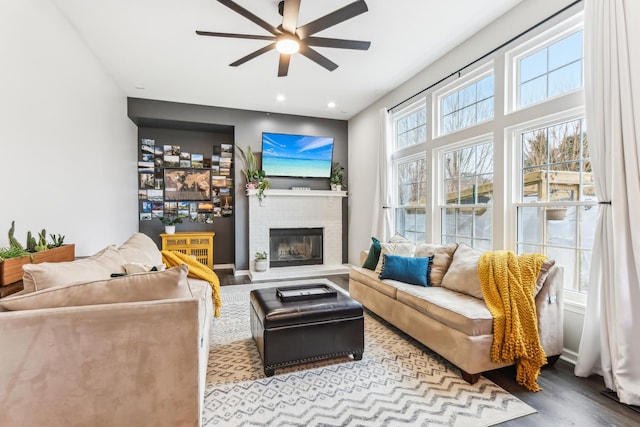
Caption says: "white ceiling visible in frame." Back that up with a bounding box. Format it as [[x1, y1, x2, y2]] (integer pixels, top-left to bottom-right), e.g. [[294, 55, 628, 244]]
[[51, 0, 522, 120]]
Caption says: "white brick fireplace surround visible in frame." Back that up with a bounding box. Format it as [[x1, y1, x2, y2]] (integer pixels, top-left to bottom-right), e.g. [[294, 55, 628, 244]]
[[246, 189, 349, 280]]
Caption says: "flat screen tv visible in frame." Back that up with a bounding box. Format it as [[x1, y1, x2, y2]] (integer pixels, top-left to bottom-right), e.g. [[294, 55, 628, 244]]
[[261, 132, 334, 178]]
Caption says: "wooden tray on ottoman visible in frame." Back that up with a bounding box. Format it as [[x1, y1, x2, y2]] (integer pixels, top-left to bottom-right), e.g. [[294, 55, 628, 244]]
[[276, 284, 337, 302]]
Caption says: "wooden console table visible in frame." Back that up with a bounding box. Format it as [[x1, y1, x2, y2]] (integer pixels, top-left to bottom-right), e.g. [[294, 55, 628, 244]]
[[160, 231, 215, 269]]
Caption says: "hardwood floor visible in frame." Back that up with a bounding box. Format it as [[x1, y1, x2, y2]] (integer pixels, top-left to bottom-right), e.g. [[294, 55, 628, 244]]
[[213, 270, 640, 426]]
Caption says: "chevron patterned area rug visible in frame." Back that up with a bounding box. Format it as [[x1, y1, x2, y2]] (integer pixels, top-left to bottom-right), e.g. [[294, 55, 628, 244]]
[[202, 279, 535, 426]]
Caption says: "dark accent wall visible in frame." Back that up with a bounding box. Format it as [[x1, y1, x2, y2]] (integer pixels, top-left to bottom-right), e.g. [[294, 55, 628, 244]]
[[137, 127, 235, 264], [127, 98, 348, 271]]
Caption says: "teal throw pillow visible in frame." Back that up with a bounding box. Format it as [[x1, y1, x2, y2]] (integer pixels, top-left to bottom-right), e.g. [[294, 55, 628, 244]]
[[362, 237, 382, 270], [379, 254, 434, 287]]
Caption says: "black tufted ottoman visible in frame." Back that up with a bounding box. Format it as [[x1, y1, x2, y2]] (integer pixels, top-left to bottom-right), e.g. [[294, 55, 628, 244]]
[[249, 283, 364, 376]]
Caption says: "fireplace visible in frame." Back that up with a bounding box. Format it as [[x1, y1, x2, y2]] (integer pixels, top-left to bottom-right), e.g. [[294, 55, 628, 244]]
[[269, 228, 323, 268]]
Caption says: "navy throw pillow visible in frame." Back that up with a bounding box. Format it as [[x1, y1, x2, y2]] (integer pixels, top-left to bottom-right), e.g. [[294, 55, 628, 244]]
[[362, 237, 382, 270], [379, 254, 434, 287]]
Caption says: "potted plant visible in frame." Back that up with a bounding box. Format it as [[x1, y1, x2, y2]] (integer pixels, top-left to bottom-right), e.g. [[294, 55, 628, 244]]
[[237, 145, 272, 202], [159, 215, 183, 234], [330, 162, 346, 191], [236, 145, 260, 188], [254, 251, 269, 272], [0, 221, 75, 286], [257, 177, 271, 204]]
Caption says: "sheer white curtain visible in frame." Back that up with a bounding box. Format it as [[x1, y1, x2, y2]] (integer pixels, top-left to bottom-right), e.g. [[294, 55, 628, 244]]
[[371, 108, 393, 241], [575, 0, 640, 406]]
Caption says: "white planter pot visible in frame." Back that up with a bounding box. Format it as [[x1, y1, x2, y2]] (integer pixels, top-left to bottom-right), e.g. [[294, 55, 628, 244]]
[[255, 259, 269, 272], [331, 184, 342, 191], [165, 225, 176, 235]]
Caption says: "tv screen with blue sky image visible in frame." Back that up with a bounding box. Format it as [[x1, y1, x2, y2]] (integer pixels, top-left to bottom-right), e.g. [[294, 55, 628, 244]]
[[261, 132, 334, 178]]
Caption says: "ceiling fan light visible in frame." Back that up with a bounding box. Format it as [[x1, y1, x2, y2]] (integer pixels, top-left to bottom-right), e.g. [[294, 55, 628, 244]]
[[276, 37, 299, 55]]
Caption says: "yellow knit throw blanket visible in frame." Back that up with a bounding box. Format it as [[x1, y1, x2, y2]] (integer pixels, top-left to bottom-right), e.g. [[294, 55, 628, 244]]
[[161, 250, 222, 318], [478, 250, 547, 391]]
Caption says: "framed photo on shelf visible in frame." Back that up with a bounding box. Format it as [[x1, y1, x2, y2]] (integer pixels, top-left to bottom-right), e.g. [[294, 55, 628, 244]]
[[164, 168, 212, 201]]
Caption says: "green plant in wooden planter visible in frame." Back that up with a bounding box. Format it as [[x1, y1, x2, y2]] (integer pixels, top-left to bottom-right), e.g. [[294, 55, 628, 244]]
[[0, 222, 75, 286], [49, 234, 65, 248]]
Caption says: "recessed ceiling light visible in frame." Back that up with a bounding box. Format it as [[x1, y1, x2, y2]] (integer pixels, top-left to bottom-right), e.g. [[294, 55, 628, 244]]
[[327, 102, 336, 108], [276, 95, 286, 102]]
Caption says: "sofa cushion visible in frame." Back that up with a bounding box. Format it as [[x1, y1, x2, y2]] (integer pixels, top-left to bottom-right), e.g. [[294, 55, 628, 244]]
[[396, 286, 494, 336], [440, 243, 484, 299], [414, 243, 458, 286], [123, 262, 166, 275], [350, 267, 401, 299], [0, 265, 191, 311], [118, 232, 162, 266], [374, 241, 416, 274], [22, 245, 127, 292], [362, 237, 382, 270], [379, 254, 433, 287], [389, 233, 412, 243]]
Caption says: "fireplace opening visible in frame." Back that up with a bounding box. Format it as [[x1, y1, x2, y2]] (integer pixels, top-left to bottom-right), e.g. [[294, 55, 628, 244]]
[[269, 228, 323, 268]]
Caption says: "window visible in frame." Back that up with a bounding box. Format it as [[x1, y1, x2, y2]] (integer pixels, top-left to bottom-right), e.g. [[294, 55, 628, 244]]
[[516, 118, 595, 294], [437, 69, 494, 136], [395, 106, 427, 150], [518, 31, 583, 107], [391, 101, 428, 242], [506, 13, 584, 112], [382, 7, 590, 304], [394, 155, 427, 242], [440, 141, 494, 250]]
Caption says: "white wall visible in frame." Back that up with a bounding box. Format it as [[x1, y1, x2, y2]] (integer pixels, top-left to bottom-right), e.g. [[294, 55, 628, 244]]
[[0, 0, 138, 255], [347, 0, 582, 357]]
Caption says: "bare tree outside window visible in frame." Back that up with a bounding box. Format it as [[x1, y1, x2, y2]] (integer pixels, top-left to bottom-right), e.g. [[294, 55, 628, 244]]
[[441, 142, 493, 250], [441, 75, 494, 134], [396, 157, 427, 242], [517, 118, 596, 293]]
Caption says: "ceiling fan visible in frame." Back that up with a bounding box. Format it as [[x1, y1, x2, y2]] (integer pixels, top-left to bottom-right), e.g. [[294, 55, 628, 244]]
[[196, 0, 371, 77]]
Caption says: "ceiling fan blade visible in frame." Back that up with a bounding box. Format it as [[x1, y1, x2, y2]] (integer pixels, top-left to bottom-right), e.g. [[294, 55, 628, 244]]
[[196, 31, 275, 42], [299, 45, 338, 72], [230, 43, 277, 67], [305, 37, 370, 50], [296, 0, 368, 39], [281, 0, 301, 34], [217, 0, 280, 36], [278, 54, 291, 77]]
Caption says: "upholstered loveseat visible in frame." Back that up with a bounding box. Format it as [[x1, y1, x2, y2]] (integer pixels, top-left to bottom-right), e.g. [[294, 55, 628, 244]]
[[349, 237, 564, 384], [0, 233, 213, 427]]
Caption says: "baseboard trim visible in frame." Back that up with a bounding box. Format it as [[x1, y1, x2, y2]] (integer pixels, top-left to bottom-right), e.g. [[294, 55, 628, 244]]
[[213, 263, 235, 270], [561, 348, 578, 365]]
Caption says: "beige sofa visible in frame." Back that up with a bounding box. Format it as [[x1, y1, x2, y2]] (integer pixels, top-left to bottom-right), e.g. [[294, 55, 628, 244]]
[[0, 233, 213, 427], [349, 239, 564, 383]]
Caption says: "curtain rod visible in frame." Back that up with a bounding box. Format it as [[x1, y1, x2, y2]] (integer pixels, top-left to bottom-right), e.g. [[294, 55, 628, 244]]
[[387, 0, 583, 112]]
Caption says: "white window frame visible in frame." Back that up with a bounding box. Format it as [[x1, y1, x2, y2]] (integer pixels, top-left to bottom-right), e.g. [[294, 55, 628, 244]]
[[392, 152, 428, 242], [392, 100, 428, 151], [505, 12, 584, 114], [507, 107, 593, 306], [435, 134, 494, 249], [433, 62, 495, 138]]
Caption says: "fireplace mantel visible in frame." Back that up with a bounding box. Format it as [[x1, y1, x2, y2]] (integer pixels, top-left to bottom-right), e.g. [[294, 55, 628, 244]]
[[246, 189, 348, 280], [246, 189, 347, 198]]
